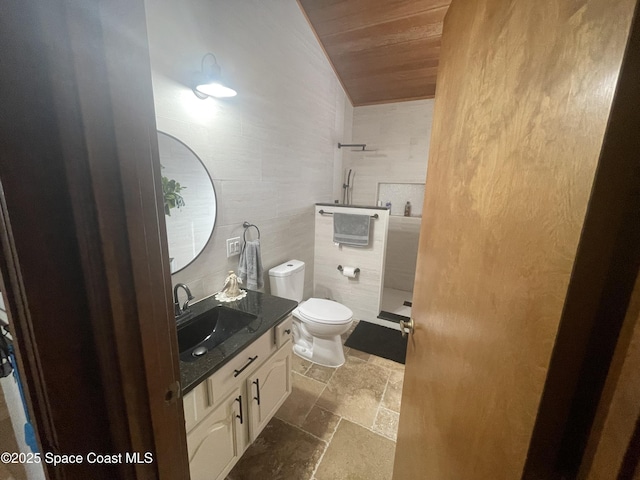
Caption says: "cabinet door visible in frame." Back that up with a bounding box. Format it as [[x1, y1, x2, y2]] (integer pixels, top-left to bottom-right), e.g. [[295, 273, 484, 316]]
[[187, 387, 247, 480], [248, 342, 292, 441], [183, 379, 216, 433]]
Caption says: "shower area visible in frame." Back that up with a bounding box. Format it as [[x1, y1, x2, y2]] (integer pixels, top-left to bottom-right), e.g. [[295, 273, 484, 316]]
[[340, 98, 435, 326], [377, 183, 424, 323]]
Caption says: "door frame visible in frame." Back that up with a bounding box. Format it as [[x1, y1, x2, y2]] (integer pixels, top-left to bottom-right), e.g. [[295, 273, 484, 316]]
[[0, 0, 188, 478]]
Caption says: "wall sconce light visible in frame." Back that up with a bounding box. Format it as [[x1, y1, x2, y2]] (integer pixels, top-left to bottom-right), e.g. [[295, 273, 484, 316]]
[[192, 53, 237, 99]]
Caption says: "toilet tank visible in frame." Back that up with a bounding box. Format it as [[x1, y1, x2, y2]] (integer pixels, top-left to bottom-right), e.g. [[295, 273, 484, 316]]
[[268, 260, 305, 302]]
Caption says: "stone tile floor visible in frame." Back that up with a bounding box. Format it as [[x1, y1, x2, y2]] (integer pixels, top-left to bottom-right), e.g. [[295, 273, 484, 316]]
[[227, 321, 405, 480]]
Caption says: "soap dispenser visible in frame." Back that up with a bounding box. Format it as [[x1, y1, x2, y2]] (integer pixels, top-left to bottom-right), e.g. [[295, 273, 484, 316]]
[[404, 201, 412, 217]]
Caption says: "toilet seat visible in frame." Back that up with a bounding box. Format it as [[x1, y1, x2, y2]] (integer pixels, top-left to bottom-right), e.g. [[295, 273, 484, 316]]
[[297, 298, 353, 325]]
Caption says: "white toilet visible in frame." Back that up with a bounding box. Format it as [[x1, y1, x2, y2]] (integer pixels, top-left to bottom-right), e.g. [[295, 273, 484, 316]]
[[269, 260, 353, 367]]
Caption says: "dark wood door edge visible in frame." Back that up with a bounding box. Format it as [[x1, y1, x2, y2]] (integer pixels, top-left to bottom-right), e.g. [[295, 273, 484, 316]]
[[0, 1, 189, 478], [618, 414, 640, 480]]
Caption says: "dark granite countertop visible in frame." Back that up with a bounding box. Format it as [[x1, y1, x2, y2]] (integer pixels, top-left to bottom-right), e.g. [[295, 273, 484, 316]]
[[179, 290, 297, 395]]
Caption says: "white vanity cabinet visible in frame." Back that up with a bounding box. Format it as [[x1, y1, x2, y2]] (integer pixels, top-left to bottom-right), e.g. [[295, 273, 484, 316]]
[[247, 340, 292, 440], [186, 386, 245, 480], [183, 315, 293, 480]]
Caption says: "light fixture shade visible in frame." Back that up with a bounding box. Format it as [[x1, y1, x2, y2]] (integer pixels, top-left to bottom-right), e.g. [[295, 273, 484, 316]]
[[193, 53, 237, 99], [195, 82, 237, 98]]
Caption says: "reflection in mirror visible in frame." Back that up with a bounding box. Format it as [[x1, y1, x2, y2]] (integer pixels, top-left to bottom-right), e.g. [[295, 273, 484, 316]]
[[157, 132, 217, 273]]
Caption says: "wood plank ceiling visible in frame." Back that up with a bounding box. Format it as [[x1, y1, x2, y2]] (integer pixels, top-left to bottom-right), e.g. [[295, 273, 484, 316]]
[[298, 0, 451, 106]]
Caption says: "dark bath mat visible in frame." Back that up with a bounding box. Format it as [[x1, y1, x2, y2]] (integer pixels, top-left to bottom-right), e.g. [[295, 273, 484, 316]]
[[345, 321, 407, 365], [378, 310, 410, 324]]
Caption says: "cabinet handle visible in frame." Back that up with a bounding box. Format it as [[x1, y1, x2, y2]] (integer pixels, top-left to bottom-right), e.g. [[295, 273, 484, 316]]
[[284, 329, 291, 335], [233, 355, 258, 377], [253, 379, 261, 406], [235, 395, 243, 424]]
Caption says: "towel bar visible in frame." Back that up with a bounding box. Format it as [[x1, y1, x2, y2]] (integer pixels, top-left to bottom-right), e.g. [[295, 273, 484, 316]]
[[242, 221, 260, 242], [337, 143, 367, 151], [318, 210, 379, 219]]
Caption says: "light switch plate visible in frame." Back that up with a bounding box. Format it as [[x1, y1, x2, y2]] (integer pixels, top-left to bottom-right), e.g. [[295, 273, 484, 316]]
[[226, 237, 241, 257]]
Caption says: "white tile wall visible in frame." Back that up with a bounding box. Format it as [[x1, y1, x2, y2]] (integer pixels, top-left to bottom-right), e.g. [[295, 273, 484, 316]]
[[344, 100, 434, 292], [313, 206, 389, 321], [378, 183, 426, 217], [145, 0, 352, 299], [384, 216, 421, 290], [344, 100, 434, 207]]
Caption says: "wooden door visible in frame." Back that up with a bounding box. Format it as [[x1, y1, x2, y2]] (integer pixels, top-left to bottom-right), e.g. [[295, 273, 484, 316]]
[[393, 0, 639, 479]]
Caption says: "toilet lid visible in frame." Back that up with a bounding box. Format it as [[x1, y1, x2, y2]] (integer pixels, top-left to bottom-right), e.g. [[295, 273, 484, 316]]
[[298, 298, 353, 325]]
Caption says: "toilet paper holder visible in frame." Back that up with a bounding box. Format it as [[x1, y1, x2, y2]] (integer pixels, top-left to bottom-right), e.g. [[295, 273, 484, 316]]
[[337, 265, 360, 274]]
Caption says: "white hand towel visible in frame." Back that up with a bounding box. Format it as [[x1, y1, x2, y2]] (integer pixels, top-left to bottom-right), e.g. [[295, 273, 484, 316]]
[[238, 239, 264, 290]]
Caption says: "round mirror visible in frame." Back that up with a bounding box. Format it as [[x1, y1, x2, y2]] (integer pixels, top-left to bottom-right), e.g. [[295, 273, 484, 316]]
[[157, 131, 217, 273]]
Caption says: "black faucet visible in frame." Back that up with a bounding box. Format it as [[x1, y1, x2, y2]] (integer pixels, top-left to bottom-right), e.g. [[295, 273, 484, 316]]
[[173, 283, 194, 319]]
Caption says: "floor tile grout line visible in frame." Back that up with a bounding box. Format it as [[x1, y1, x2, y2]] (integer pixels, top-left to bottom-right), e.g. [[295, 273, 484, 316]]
[[376, 366, 399, 441], [292, 370, 327, 388], [344, 412, 398, 443], [310, 416, 343, 480], [234, 349, 402, 479], [309, 368, 398, 444], [324, 365, 337, 384], [270, 416, 332, 480], [374, 406, 400, 442], [380, 369, 392, 404], [305, 381, 329, 425], [307, 355, 387, 478], [273, 415, 330, 446], [303, 364, 337, 385], [286, 351, 402, 478], [317, 355, 398, 443], [373, 365, 394, 429], [294, 377, 329, 428], [276, 370, 327, 435]]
